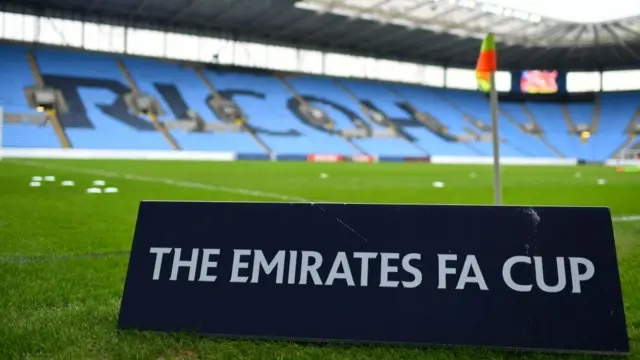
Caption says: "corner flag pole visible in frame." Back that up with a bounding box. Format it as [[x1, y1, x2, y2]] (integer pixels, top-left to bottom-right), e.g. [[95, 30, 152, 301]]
[[476, 33, 502, 205], [489, 72, 502, 205]]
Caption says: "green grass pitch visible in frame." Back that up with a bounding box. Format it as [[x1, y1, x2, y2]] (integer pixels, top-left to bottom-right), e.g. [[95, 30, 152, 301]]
[[0, 158, 639, 360]]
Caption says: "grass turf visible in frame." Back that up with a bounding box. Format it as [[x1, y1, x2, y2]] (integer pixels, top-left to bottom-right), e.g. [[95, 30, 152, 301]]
[[0, 158, 639, 360]]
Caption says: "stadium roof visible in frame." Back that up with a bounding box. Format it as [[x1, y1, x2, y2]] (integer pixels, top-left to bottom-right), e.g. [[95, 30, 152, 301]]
[[4, 0, 640, 70]]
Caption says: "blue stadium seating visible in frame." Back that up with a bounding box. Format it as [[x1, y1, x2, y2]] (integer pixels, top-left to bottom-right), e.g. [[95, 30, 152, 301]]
[[0, 44, 637, 161], [589, 93, 639, 160], [526, 102, 587, 159], [498, 103, 530, 126], [340, 79, 474, 156], [0, 45, 59, 148], [391, 84, 495, 156], [287, 76, 423, 156], [440, 90, 554, 157], [34, 49, 171, 150], [204, 70, 359, 155], [122, 57, 265, 153], [566, 103, 593, 126]]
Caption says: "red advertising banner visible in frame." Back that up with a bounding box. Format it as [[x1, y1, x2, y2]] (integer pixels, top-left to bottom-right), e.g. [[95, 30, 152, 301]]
[[307, 154, 345, 163]]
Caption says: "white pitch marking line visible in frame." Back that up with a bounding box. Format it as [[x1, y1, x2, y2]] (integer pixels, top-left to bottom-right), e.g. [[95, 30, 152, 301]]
[[612, 215, 640, 222], [9, 159, 640, 223], [13, 160, 312, 202]]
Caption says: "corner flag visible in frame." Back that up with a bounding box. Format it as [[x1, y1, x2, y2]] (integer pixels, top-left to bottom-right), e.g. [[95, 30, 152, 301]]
[[476, 33, 497, 93]]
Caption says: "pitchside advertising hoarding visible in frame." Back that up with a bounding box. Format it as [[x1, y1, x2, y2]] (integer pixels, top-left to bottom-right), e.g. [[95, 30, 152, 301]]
[[118, 201, 629, 354]]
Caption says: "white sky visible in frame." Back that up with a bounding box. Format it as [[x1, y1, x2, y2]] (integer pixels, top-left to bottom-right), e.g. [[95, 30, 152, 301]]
[[481, 0, 640, 23]]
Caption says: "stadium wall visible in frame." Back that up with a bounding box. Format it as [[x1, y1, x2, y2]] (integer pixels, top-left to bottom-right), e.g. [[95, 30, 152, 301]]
[[430, 155, 578, 166], [605, 159, 640, 166], [0, 148, 580, 165]]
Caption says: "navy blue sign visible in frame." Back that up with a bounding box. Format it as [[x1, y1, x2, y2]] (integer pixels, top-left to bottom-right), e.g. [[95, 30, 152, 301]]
[[118, 201, 628, 354]]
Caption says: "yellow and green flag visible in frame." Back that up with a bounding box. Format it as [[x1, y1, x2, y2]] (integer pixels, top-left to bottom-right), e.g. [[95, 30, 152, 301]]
[[476, 33, 497, 92]]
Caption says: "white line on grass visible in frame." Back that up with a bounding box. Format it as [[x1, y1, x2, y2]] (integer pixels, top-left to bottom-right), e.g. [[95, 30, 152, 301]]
[[10, 159, 640, 224], [12, 159, 312, 202], [613, 215, 640, 222], [0, 250, 129, 264], [3, 158, 640, 264]]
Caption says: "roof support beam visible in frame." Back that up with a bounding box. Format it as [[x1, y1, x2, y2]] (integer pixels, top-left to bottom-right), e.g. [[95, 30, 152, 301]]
[[429, 41, 478, 59], [521, 24, 566, 45], [518, 26, 576, 67], [614, 23, 640, 38], [402, 0, 436, 13], [205, 0, 240, 24], [87, 0, 103, 12], [355, 0, 396, 15], [292, 0, 509, 41], [530, 48, 566, 68], [602, 24, 623, 61], [361, 27, 422, 48], [475, 15, 521, 38], [521, 47, 560, 68], [565, 26, 588, 54], [592, 25, 605, 65], [169, 0, 199, 23], [303, 1, 461, 44], [295, 0, 394, 41], [603, 24, 640, 61], [268, 13, 321, 36], [492, 45, 532, 66], [241, 11, 294, 33], [376, 31, 455, 53], [561, 26, 589, 66], [130, 0, 154, 19], [444, 41, 515, 64], [456, 11, 493, 27], [315, 0, 343, 15]]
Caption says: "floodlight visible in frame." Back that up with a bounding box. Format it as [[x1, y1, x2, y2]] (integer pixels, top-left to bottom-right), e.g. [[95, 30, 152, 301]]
[[134, 95, 154, 115], [33, 89, 57, 111]]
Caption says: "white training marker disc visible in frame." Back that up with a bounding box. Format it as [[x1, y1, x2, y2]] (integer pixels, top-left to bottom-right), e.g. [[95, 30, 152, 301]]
[[86, 187, 102, 194], [92, 180, 106, 186], [597, 179, 606, 185], [44, 176, 56, 181], [32, 176, 43, 181], [104, 187, 119, 193], [319, 173, 329, 179], [29, 181, 41, 187], [61, 180, 75, 187], [432, 181, 445, 188]]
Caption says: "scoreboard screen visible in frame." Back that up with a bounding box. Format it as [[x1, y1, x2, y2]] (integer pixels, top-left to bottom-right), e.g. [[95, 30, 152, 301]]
[[520, 70, 559, 94]]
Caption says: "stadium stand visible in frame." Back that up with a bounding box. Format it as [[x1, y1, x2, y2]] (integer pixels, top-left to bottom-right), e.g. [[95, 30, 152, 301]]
[[1, 43, 639, 161], [121, 57, 266, 154], [437, 89, 555, 158], [339, 79, 476, 156], [597, 93, 640, 158], [526, 102, 586, 159], [207, 70, 360, 156], [0, 44, 59, 148]]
